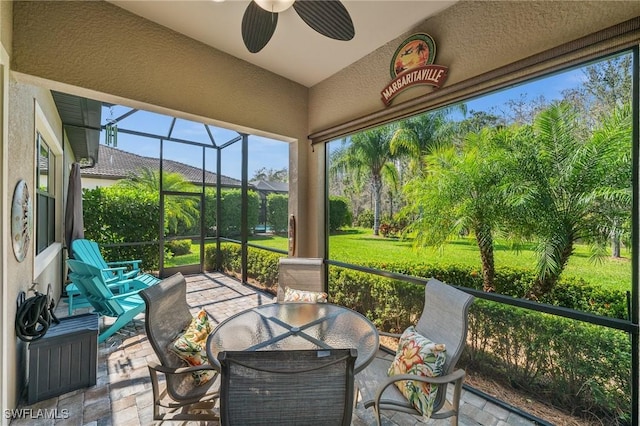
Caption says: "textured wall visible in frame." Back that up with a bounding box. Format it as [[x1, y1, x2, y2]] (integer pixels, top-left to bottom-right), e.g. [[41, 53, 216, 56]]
[[6, 80, 63, 410], [0, 0, 12, 57], [309, 1, 640, 133]]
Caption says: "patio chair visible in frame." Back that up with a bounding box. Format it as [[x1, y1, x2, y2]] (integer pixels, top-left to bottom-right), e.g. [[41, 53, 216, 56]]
[[218, 348, 357, 426], [356, 278, 475, 426], [66, 259, 148, 343], [139, 273, 220, 422], [71, 239, 142, 281], [66, 239, 159, 315], [277, 257, 325, 302]]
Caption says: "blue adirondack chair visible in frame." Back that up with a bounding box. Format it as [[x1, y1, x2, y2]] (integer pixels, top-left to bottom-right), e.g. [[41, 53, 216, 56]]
[[66, 239, 159, 315], [66, 259, 149, 343], [72, 239, 141, 281]]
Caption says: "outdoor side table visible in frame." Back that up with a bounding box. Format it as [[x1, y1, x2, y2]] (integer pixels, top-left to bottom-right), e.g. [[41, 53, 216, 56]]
[[207, 303, 379, 373], [28, 313, 99, 404]]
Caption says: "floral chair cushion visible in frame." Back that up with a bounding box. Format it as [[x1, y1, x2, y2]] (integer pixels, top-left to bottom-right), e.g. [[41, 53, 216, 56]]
[[387, 326, 447, 418], [283, 286, 328, 303], [171, 309, 215, 385]]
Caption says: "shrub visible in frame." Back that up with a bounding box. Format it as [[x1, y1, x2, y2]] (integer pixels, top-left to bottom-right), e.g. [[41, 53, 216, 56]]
[[329, 196, 352, 232], [205, 243, 281, 293], [354, 210, 374, 228], [378, 214, 409, 238], [166, 239, 192, 256], [82, 186, 161, 270], [266, 193, 288, 233], [203, 188, 261, 237]]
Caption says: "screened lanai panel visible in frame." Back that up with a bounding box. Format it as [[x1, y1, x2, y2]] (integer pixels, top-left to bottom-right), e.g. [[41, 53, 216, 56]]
[[327, 50, 634, 308], [219, 140, 243, 240], [248, 136, 289, 237], [325, 48, 637, 425]]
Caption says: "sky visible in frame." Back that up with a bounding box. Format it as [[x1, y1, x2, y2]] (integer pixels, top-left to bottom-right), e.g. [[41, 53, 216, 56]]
[[327, 59, 590, 157], [99, 105, 289, 181], [99, 51, 618, 178]]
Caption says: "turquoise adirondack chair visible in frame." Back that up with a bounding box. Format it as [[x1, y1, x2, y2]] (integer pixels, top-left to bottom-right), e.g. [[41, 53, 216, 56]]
[[72, 239, 141, 281], [66, 259, 149, 343], [67, 239, 159, 315]]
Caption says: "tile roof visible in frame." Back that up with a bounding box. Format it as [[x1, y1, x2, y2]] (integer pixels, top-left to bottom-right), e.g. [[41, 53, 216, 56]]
[[81, 144, 242, 187], [250, 179, 289, 193]]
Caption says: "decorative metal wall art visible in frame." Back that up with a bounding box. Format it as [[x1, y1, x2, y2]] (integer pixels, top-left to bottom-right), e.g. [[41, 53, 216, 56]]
[[12, 180, 32, 262]]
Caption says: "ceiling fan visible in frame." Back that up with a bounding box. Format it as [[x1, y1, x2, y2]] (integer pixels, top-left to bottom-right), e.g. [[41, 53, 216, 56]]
[[242, 0, 355, 53]]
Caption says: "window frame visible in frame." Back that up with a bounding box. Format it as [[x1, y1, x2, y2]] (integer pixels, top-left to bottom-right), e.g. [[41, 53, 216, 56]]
[[34, 101, 63, 279]]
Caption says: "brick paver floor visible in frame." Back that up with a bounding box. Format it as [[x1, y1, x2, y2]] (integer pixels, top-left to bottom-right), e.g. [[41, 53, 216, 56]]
[[12, 272, 538, 425]]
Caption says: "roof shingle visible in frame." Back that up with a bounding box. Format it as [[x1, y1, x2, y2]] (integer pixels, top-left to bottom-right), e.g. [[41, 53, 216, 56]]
[[82, 145, 242, 187]]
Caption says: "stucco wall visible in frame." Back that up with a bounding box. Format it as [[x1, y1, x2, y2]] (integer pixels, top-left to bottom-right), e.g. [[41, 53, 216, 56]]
[[6, 79, 63, 410], [0, 0, 12, 58], [309, 1, 640, 133], [0, 1, 11, 420]]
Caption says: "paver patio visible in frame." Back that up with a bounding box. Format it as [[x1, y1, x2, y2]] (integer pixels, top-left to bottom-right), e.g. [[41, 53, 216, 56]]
[[12, 272, 537, 425]]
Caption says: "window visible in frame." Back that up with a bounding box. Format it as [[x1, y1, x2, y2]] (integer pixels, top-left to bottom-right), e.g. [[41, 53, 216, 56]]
[[36, 132, 55, 254]]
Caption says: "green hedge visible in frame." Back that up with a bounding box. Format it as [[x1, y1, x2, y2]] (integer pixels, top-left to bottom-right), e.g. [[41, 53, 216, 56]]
[[203, 188, 260, 237], [329, 196, 352, 231], [356, 261, 628, 320], [203, 246, 631, 424], [205, 243, 280, 291], [82, 187, 161, 269], [266, 193, 288, 233], [166, 239, 192, 256]]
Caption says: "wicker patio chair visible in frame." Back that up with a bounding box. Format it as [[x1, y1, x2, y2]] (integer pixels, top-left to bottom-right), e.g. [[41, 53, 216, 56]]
[[139, 273, 220, 422], [218, 348, 357, 426], [277, 257, 325, 302], [356, 278, 474, 426]]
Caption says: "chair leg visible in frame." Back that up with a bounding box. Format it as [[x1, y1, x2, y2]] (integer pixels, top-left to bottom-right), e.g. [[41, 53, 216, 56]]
[[148, 367, 163, 421], [97, 309, 143, 343], [68, 293, 74, 316], [450, 377, 464, 426], [373, 404, 383, 426]]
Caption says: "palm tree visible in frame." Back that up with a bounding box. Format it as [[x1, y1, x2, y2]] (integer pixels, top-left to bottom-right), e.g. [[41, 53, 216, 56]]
[[402, 127, 511, 292], [330, 125, 398, 235], [116, 167, 200, 234], [389, 105, 467, 179], [505, 102, 631, 298]]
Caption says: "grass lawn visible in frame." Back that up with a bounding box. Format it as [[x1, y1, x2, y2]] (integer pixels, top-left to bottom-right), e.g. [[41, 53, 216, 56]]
[[166, 228, 631, 292], [164, 244, 201, 267], [330, 228, 631, 292]]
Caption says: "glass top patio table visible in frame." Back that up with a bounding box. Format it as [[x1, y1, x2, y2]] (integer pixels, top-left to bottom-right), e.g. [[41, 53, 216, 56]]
[[206, 303, 379, 373]]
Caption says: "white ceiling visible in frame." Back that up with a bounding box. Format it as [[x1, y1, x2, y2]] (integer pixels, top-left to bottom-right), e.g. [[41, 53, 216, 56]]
[[110, 0, 458, 87]]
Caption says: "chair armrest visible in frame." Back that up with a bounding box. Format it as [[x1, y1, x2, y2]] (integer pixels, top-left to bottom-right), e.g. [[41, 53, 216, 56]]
[[107, 260, 142, 268], [379, 331, 402, 339], [101, 266, 128, 281], [110, 288, 148, 299], [371, 368, 466, 407], [102, 266, 128, 272], [147, 361, 220, 375]]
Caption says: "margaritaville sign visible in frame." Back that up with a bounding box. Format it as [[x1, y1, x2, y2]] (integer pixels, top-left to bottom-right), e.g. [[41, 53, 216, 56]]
[[380, 33, 448, 106]]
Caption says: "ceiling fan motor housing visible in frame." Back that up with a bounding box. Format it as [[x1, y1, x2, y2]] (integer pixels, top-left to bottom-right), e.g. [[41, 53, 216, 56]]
[[254, 0, 295, 13]]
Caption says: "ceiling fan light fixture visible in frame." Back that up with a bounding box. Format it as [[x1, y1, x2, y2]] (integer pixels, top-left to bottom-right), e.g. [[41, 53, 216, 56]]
[[254, 0, 295, 13]]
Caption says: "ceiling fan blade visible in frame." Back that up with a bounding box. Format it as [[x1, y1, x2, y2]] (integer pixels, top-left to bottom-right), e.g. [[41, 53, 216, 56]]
[[242, 1, 278, 53], [293, 0, 354, 41]]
